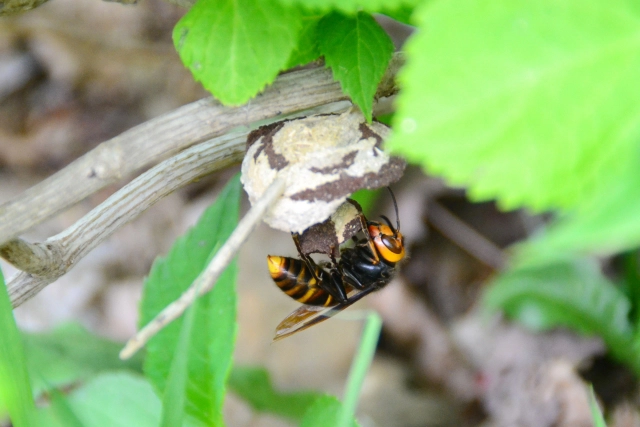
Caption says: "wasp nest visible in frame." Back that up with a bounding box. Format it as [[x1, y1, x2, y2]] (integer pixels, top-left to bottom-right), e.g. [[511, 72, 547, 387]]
[[241, 109, 405, 234]]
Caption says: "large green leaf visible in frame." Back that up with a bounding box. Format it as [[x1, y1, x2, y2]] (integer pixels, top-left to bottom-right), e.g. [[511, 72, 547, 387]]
[[389, 0, 640, 212], [23, 323, 143, 396], [35, 373, 161, 427], [318, 11, 394, 121], [484, 257, 640, 373], [141, 175, 241, 426], [523, 160, 640, 257], [227, 366, 322, 421], [173, 0, 302, 105], [0, 267, 35, 426]]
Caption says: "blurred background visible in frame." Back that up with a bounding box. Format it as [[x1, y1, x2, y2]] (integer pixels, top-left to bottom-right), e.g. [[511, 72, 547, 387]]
[[0, 1, 632, 426]]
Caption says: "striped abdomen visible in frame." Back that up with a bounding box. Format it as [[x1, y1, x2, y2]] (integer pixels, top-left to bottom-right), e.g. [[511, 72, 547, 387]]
[[267, 256, 336, 307]]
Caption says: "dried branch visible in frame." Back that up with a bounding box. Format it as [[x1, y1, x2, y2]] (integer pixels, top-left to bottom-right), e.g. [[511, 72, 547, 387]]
[[0, 54, 403, 247]]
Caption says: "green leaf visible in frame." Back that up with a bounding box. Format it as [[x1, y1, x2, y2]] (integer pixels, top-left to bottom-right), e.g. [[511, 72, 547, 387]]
[[227, 366, 322, 421], [0, 267, 36, 426], [286, 15, 321, 69], [278, 0, 419, 15], [160, 284, 198, 427], [173, 0, 302, 105], [22, 323, 143, 396], [484, 257, 640, 373], [36, 373, 161, 427], [141, 174, 241, 426], [523, 161, 640, 257], [318, 11, 394, 121], [300, 395, 360, 427], [389, 0, 640, 212]]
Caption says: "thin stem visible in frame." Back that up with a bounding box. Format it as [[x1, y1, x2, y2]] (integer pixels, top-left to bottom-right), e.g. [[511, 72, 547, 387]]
[[119, 176, 287, 359], [338, 311, 382, 427]]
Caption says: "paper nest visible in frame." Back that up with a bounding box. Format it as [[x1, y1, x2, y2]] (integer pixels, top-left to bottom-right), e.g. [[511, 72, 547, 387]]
[[241, 109, 405, 233]]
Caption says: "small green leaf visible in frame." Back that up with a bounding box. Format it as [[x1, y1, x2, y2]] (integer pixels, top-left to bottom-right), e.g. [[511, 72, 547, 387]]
[[389, 0, 640, 212], [485, 257, 640, 373], [286, 15, 321, 69], [0, 267, 36, 426], [22, 323, 143, 396], [300, 395, 360, 427], [141, 175, 241, 426], [318, 11, 394, 121], [228, 366, 322, 421], [173, 0, 302, 105], [36, 373, 161, 427], [278, 0, 419, 15]]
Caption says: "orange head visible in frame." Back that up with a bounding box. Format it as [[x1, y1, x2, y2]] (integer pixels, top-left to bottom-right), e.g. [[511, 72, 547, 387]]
[[368, 221, 405, 263]]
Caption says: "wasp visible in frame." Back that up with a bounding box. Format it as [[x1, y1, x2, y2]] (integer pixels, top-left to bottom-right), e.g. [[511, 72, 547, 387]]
[[267, 188, 405, 340]]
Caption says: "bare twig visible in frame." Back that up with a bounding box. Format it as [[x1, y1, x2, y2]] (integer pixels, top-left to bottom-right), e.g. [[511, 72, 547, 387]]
[[120, 176, 287, 359], [0, 53, 403, 246], [426, 201, 507, 270]]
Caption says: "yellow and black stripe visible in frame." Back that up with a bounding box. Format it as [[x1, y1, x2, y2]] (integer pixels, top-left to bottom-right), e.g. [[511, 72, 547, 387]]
[[267, 256, 335, 306]]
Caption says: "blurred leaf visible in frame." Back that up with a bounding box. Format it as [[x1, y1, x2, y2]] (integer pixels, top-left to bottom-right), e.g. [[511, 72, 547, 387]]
[[390, 0, 640, 212], [36, 373, 161, 427], [522, 160, 640, 257], [173, 0, 302, 105], [318, 11, 394, 121], [286, 15, 321, 69], [228, 366, 322, 421], [349, 188, 380, 216], [300, 395, 360, 427], [34, 389, 83, 427], [0, 267, 36, 426], [141, 174, 241, 426], [22, 323, 143, 396], [485, 257, 640, 373]]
